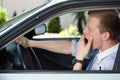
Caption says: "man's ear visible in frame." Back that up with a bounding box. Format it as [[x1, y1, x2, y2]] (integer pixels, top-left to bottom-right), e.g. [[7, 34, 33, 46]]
[[102, 32, 110, 40]]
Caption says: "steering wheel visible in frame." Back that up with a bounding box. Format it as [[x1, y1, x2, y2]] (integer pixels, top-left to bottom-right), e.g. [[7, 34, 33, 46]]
[[16, 45, 42, 70]]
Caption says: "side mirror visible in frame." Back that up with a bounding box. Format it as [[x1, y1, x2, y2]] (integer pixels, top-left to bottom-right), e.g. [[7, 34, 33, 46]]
[[35, 24, 46, 35], [24, 24, 46, 39]]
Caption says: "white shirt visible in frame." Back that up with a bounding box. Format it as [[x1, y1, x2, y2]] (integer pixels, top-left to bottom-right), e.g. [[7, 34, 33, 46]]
[[90, 43, 119, 70], [71, 40, 119, 70]]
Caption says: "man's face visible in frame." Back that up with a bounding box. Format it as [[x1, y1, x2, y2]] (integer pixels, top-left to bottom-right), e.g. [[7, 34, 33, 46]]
[[83, 16, 103, 50]]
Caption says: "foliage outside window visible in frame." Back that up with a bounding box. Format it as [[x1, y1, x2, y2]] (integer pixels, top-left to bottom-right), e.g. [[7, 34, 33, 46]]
[[47, 17, 61, 33], [59, 24, 79, 37], [0, 7, 8, 26]]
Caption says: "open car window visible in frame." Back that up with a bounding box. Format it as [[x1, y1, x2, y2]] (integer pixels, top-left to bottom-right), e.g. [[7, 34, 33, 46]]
[[0, 0, 120, 75], [0, 10, 120, 72], [33, 12, 85, 39]]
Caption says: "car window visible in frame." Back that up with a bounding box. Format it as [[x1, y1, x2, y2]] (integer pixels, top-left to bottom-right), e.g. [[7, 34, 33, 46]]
[[0, 0, 51, 34], [33, 12, 87, 39], [0, 0, 120, 72], [24, 10, 120, 71], [0, 9, 119, 72], [1, 2, 120, 80], [0, 11, 85, 70]]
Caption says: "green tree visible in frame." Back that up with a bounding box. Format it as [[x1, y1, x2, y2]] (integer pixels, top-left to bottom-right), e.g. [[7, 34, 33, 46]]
[[0, 7, 8, 25], [74, 12, 86, 34], [47, 17, 61, 33]]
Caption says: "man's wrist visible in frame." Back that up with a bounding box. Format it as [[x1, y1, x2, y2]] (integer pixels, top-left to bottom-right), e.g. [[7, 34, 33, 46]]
[[28, 40, 32, 47], [72, 58, 84, 65], [76, 56, 84, 61]]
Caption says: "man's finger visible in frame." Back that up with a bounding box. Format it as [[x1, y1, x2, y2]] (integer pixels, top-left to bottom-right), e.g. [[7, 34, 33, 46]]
[[86, 37, 93, 48], [78, 35, 85, 44]]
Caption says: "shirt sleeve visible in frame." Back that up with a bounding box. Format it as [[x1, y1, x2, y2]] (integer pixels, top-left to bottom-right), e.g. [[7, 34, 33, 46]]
[[71, 39, 77, 57]]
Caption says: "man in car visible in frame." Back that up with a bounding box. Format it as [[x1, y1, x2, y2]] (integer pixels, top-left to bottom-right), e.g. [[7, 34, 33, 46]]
[[15, 9, 120, 70]]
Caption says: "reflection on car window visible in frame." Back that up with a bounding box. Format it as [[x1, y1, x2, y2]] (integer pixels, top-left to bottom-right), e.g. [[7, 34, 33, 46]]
[[0, 0, 51, 34]]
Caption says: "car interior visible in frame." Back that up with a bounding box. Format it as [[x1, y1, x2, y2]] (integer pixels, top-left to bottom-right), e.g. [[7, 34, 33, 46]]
[[0, 11, 120, 72]]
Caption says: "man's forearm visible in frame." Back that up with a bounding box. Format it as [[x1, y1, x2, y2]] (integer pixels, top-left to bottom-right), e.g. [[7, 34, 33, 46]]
[[29, 40, 72, 54]]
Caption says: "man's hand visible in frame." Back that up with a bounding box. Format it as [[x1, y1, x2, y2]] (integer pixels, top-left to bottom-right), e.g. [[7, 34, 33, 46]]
[[76, 34, 93, 60], [15, 36, 29, 48], [73, 34, 93, 70]]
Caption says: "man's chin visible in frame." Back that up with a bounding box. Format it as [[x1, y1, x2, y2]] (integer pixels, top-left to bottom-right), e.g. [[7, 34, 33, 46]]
[[92, 46, 97, 50]]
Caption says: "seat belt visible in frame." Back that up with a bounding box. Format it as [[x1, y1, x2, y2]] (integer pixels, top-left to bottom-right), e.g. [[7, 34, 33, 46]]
[[86, 49, 99, 70]]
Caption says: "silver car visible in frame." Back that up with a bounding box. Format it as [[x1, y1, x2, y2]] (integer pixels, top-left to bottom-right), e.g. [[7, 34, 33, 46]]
[[0, 0, 120, 80]]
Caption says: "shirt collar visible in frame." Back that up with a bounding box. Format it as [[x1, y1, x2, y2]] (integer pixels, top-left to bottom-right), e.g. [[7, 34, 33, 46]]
[[97, 43, 119, 62]]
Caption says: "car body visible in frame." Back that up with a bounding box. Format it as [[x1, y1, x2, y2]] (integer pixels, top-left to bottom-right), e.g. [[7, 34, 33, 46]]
[[0, 0, 120, 79]]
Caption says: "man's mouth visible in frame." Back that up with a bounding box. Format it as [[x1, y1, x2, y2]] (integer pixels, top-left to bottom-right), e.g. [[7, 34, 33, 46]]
[[84, 38, 88, 44]]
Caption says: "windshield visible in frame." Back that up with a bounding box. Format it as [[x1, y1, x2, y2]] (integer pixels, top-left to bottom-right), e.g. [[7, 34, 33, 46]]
[[0, 0, 51, 35]]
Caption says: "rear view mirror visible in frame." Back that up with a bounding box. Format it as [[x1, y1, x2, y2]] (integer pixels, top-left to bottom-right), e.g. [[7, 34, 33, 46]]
[[35, 24, 46, 35]]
